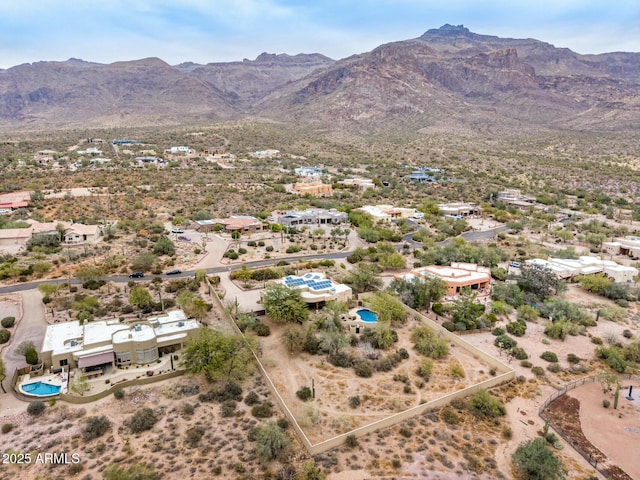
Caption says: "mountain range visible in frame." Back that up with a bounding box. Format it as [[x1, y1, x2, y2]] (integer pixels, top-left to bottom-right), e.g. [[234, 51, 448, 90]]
[[0, 24, 638, 134]]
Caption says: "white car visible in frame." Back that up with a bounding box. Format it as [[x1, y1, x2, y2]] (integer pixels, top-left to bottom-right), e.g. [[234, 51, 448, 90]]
[[171, 228, 185, 234]]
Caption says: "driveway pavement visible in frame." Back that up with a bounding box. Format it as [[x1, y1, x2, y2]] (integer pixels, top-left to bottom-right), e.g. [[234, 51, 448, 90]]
[[1, 289, 47, 413]]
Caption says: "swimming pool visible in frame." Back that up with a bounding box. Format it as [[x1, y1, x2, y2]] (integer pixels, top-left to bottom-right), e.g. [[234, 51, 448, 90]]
[[356, 308, 378, 323], [20, 381, 61, 397]]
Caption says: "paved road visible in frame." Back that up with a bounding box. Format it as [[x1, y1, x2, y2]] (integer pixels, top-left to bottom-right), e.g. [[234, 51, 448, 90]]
[[0, 251, 352, 294], [0, 227, 507, 295]]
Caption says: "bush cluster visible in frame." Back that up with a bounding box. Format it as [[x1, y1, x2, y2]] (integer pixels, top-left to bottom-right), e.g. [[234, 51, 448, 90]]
[[127, 408, 158, 433], [198, 382, 243, 403], [1, 316, 15, 328], [83, 416, 111, 441]]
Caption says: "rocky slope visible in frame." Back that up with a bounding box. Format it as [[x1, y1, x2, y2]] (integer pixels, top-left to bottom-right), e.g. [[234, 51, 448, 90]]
[[0, 25, 637, 134]]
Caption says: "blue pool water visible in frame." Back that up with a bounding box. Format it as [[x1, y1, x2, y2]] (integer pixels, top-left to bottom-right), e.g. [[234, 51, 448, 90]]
[[356, 308, 378, 323], [21, 381, 61, 396]]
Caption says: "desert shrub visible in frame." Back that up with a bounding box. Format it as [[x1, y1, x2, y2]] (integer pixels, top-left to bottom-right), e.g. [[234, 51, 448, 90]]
[[531, 366, 545, 377], [252, 323, 271, 337], [417, 358, 434, 381], [520, 360, 532, 368], [348, 396, 361, 408], [398, 347, 409, 359], [127, 408, 158, 433], [354, 360, 373, 378], [244, 391, 260, 405], [511, 347, 528, 360], [566, 353, 581, 364], [296, 386, 313, 401], [83, 416, 111, 441], [399, 427, 412, 438], [442, 321, 456, 332], [373, 352, 402, 372], [623, 329, 633, 339], [345, 434, 359, 448], [113, 388, 125, 400], [590, 335, 603, 345], [220, 400, 237, 417], [27, 401, 45, 416], [595, 345, 629, 373], [494, 334, 517, 350], [0, 329, 10, 344], [506, 321, 526, 337], [198, 382, 243, 403], [1, 316, 15, 328], [432, 303, 444, 315], [449, 361, 465, 379], [440, 406, 459, 425], [25, 348, 39, 365], [491, 327, 505, 336], [540, 351, 558, 363], [502, 426, 513, 439], [2, 423, 14, 434], [235, 314, 259, 332], [253, 422, 290, 463], [467, 390, 505, 419], [252, 402, 274, 418], [546, 363, 562, 373], [186, 426, 205, 446], [329, 351, 353, 368], [82, 279, 105, 290], [411, 325, 449, 359], [603, 399, 610, 408]]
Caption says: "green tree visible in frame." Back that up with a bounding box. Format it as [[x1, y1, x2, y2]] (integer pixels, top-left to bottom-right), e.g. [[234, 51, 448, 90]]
[[235, 265, 253, 288], [370, 291, 406, 326], [129, 286, 153, 309], [38, 283, 61, 298], [76, 266, 105, 283], [263, 284, 309, 324], [390, 276, 447, 310], [153, 236, 175, 256], [451, 289, 485, 330], [182, 329, 256, 382], [369, 324, 397, 350], [517, 264, 566, 301], [342, 262, 383, 293], [71, 375, 90, 396], [131, 252, 158, 272], [319, 330, 350, 355], [517, 304, 538, 323], [254, 421, 291, 463], [512, 438, 566, 480], [411, 325, 449, 359], [184, 298, 209, 322], [25, 348, 39, 365], [103, 462, 158, 480]]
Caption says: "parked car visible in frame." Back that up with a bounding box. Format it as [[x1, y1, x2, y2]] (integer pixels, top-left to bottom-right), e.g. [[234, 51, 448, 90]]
[[166, 269, 182, 275], [128, 272, 144, 278], [177, 235, 191, 242], [171, 228, 185, 233]]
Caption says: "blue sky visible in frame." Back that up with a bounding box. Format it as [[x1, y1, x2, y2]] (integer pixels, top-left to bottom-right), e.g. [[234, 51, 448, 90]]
[[0, 0, 637, 68]]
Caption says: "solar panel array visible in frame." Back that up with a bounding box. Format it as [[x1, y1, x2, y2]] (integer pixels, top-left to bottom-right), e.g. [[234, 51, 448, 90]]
[[283, 276, 333, 290]]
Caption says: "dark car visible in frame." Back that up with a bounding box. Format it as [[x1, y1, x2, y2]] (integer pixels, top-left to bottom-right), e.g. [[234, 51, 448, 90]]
[[166, 269, 182, 275], [128, 272, 144, 278]]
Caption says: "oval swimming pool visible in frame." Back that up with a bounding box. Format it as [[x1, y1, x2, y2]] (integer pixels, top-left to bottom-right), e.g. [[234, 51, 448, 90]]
[[356, 308, 378, 323], [20, 381, 61, 397]]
